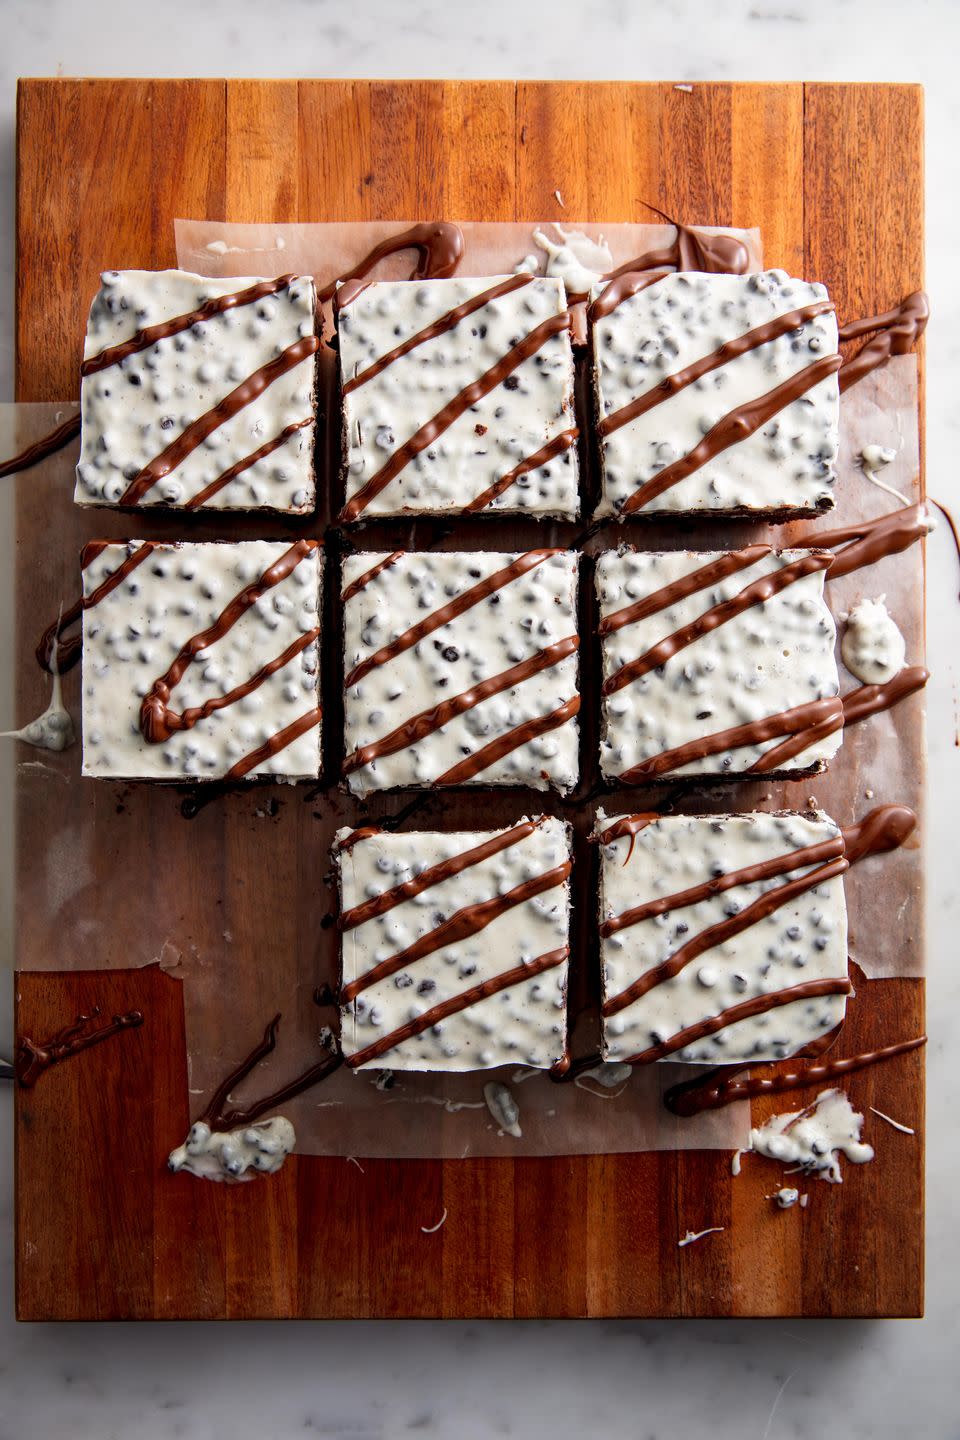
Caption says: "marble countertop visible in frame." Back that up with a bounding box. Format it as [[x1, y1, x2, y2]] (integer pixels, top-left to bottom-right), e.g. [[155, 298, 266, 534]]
[[1, 1, 958, 1435]]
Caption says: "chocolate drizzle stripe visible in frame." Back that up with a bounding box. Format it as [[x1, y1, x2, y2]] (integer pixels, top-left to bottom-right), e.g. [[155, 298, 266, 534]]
[[37, 542, 155, 673], [434, 695, 581, 786], [341, 552, 404, 604], [841, 804, 918, 863], [617, 696, 844, 782], [340, 819, 546, 931], [747, 712, 845, 774], [603, 551, 831, 696], [15, 1007, 144, 1088], [224, 705, 323, 782], [598, 299, 836, 439], [140, 539, 319, 744], [153, 626, 320, 740], [586, 222, 751, 322], [838, 290, 929, 394], [320, 222, 465, 306], [818, 503, 930, 580], [344, 549, 558, 689], [620, 352, 843, 515], [340, 861, 572, 1002], [596, 813, 659, 868], [118, 335, 320, 506], [81, 275, 300, 377], [343, 636, 578, 775], [345, 946, 570, 1068], [599, 546, 771, 638], [200, 1013, 344, 1131], [336, 825, 382, 854], [0, 411, 80, 479], [664, 1035, 927, 1116], [753, 668, 929, 773], [342, 273, 534, 393], [185, 417, 312, 510], [339, 311, 571, 521], [623, 977, 853, 1066], [602, 855, 849, 1016], [601, 835, 845, 940], [587, 268, 673, 323], [464, 428, 579, 513]]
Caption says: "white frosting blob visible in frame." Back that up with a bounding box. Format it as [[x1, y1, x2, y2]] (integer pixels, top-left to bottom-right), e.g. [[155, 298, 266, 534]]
[[533, 225, 613, 295], [483, 1081, 522, 1137], [773, 1186, 800, 1208], [1, 661, 75, 752], [168, 1116, 296, 1182], [841, 596, 906, 684], [745, 1087, 874, 1184]]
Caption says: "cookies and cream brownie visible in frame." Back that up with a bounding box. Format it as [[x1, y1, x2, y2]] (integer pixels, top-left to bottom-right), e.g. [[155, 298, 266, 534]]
[[336, 818, 572, 1071], [341, 549, 580, 795], [337, 275, 578, 519], [75, 270, 319, 512], [590, 270, 840, 519], [81, 539, 322, 780], [596, 545, 842, 782], [597, 810, 850, 1066]]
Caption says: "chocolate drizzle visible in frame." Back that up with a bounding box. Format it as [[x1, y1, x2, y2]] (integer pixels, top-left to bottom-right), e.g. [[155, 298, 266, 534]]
[[663, 1035, 927, 1116], [339, 312, 571, 521], [838, 291, 929, 393], [15, 1007, 143, 1088], [597, 299, 836, 438], [37, 541, 155, 674], [341, 553, 403, 603], [139, 539, 319, 744], [619, 352, 843, 515], [346, 946, 570, 1068], [434, 695, 581, 786], [0, 411, 80, 479], [320, 221, 465, 307], [603, 551, 831, 695], [118, 335, 319, 506], [599, 546, 771, 637], [815, 502, 931, 579], [340, 860, 571, 1002], [344, 636, 578, 776], [81, 275, 301, 377], [465, 428, 579, 513], [185, 417, 312, 510], [200, 1013, 343, 1132], [344, 549, 558, 688], [341, 273, 533, 392], [225, 706, 323, 782]]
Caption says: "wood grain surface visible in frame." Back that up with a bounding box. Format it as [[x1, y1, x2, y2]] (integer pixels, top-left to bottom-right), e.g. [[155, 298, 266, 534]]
[[13, 79, 925, 1319]]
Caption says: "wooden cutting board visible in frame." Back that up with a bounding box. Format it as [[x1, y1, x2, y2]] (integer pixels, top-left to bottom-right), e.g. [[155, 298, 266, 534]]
[[13, 79, 925, 1319]]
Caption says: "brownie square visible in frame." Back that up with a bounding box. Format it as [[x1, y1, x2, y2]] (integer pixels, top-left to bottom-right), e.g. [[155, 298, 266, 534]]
[[596, 546, 842, 782], [342, 549, 580, 795], [337, 275, 578, 519], [591, 270, 840, 519], [598, 810, 850, 1065], [337, 817, 572, 1071], [76, 270, 319, 512], [81, 539, 322, 780]]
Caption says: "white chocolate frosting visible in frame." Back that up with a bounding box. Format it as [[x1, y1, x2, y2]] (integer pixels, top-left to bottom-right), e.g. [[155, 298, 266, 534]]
[[841, 596, 906, 684], [168, 1117, 296, 1181], [744, 1088, 874, 1183]]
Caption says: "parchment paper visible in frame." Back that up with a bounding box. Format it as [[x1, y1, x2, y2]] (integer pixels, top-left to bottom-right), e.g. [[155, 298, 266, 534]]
[[6, 261, 925, 1158]]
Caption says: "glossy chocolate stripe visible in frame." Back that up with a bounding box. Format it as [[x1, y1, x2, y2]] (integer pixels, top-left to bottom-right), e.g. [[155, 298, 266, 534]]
[[602, 856, 849, 1016], [118, 335, 319, 506], [345, 946, 570, 1068], [841, 804, 918, 862], [616, 696, 844, 782], [224, 706, 322, 782], [620, 352, 843, 515], [587, 268, 672, 323], [815, 503, 930, 579], [596, 813, 659, 855], [465, 428, 579, 513], [624, 977, 853, 1066], [664, 1035, 926, 1116], [15, 1008, 143, 1089], [599, 546, 771, 638], [598, 299, 836, 438], [340, 861, 571, 1002], [81, 275, 300, 377], [0, 411, 80, 478], [140, 539, 317, 743], [201, 1013, 344, 1131], [37, 542, 155, 673], [601, 835, 845, 939], [435, 695, 580, 786], [185, 417, 312, 509], [340, 819, 546, 931], [344, 636, 578, 775], [344, 549, 558, 689], [603, 552, 831, 696], [838, 290, 929, 393], [321, 222, 464, 306], [339, 312, 571, 521], [753, 668, 929, 773], [340, 552, 403, 604], [342, 273, 534, 393]]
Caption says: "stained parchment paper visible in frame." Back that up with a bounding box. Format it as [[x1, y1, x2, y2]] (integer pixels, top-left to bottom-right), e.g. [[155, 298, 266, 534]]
[[6, 241, 925, 1157]]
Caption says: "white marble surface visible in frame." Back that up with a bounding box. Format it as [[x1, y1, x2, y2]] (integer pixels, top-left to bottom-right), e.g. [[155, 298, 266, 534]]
[[1, 1, 959, 1435]]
